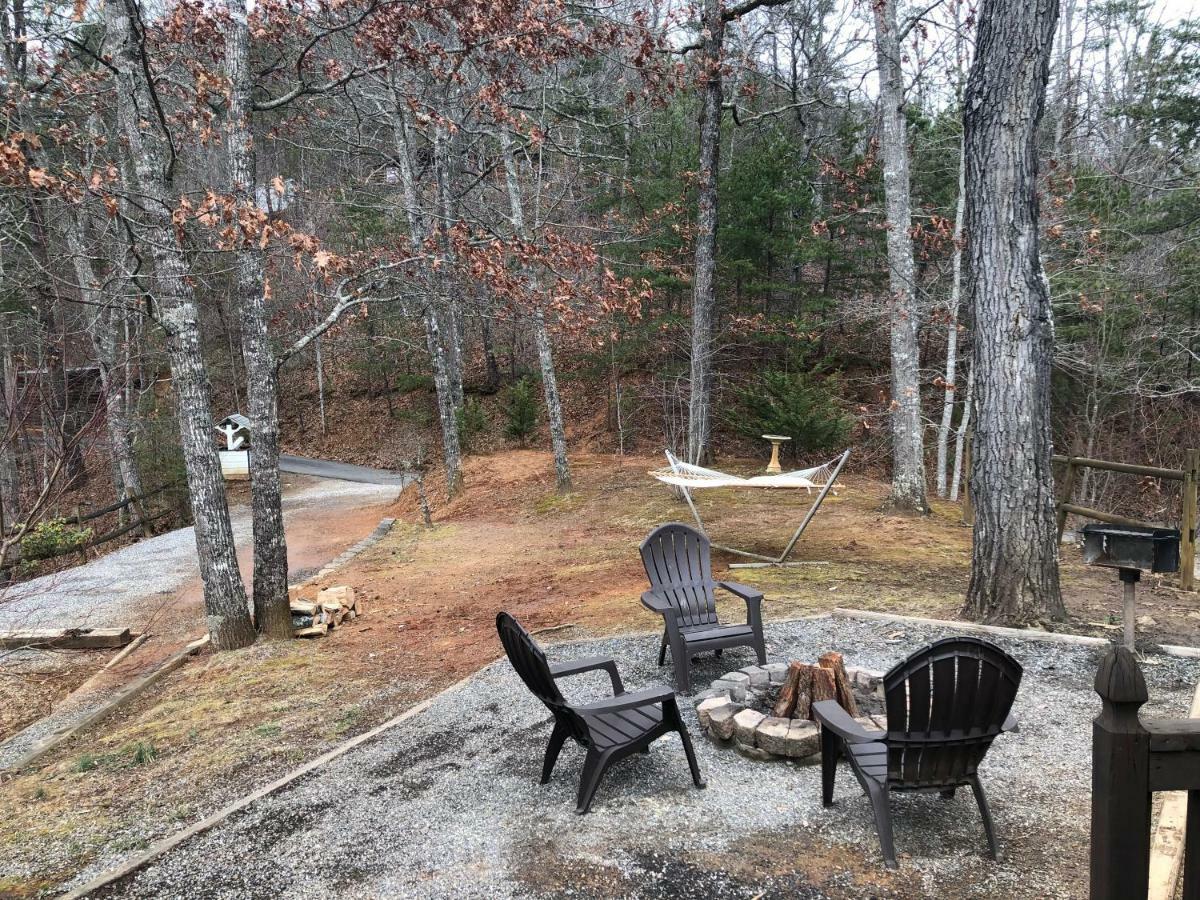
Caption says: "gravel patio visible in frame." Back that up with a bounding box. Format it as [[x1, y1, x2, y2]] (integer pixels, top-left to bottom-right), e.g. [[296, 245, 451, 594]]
[[85, 615, 1200, 899]]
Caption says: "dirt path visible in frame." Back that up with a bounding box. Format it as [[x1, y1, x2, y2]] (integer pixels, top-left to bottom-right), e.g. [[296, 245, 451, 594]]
[[0, 474, 401, 748]]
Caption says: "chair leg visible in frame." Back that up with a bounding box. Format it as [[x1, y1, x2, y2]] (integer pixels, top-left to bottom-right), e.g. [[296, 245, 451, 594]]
[[657, 630, 668, 666], [576, 749, 614, 814], [753, 633, 766, 665], [541, 721, 569, 785], [670, 641, 692, 694], [969, 775, 1000, 860], [820, 728, 842, 807], [866, 782, 897, 869], [665, 700, 705, 789]]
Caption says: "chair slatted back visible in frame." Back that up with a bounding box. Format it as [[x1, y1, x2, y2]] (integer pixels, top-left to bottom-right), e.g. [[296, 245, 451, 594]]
[[881, 637, 1022, 789], [496, 612, 587, 742], [640, 523, 719, 629]]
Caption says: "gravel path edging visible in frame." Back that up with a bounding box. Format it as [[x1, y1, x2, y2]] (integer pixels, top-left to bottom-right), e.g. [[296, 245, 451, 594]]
[[59, 673, 475, 900], [834, 607, 1200, 657], [1, 636, 210, 774]]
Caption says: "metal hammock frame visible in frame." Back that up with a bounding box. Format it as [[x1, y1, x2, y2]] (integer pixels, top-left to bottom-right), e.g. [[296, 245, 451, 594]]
[[653, 448, 851, 568]]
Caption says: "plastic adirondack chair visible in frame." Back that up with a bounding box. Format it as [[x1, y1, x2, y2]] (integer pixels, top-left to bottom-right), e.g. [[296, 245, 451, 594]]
[[496, 611, 706, 814], [814, 636, 1022, 868], [639, 523, 767, 693]]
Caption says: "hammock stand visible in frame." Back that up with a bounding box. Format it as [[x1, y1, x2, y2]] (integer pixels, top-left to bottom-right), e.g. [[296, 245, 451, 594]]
[[652, 448, 851, 568]]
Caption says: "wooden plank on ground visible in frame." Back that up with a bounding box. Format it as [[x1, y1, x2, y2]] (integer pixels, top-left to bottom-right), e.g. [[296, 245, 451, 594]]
[[0, 627, 132, 650]]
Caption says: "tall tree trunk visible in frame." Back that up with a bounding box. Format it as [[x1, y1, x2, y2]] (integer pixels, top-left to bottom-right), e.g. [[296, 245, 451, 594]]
[[935, 144, 967, 498], [223, 0, 291, 640], [0, 253, 21, 532], [950, 360, 974, 502], [389, 81, 462, 494], [873, 0, 928, 513], [107, 0, 255, 650], [961, 0, 1065, 624], [498, 129, 571, 492], [433, 126, 465, 412], [687, 0, 723, 465], [66, 212, 149, 531]]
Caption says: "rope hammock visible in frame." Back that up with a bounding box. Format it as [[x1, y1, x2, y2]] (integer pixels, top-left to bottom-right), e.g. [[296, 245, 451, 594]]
[[650, 450, 839, 491], [650, 448, 851, 567]]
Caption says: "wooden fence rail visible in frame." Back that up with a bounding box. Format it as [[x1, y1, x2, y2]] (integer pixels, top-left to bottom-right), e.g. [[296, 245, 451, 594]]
[[1054, 450, 1198, 592]]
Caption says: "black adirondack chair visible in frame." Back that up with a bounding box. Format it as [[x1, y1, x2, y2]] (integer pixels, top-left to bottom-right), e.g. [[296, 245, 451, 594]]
[[496, 612, 706, 814], [640, 523, 766, 693], [814, 636, 1022, 868]]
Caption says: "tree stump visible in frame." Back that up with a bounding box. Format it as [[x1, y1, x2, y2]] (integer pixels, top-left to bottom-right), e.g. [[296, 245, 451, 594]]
[[818, 651, 859, 718]]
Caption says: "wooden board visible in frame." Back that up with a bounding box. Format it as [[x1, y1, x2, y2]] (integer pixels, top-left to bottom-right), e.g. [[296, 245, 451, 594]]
[[0, 627, 132, 650]]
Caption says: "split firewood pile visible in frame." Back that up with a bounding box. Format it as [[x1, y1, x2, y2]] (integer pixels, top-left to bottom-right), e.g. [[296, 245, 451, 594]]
[[773, 651, 859, 720], [290, 585, 362, 638]]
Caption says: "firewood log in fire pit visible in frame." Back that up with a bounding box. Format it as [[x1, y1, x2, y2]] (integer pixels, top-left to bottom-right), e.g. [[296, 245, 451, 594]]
[[772, 652, 858, 720]]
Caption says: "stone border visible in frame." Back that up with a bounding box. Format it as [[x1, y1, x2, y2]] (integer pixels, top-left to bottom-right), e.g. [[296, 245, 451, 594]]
[[60, 674, 475, 900], [695, 662, 884, 761], [314, 517, 396, 579]]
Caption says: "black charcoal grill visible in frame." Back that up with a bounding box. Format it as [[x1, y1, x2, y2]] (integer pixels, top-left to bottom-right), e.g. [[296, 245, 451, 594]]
[[1081, 524, 1180, 650]]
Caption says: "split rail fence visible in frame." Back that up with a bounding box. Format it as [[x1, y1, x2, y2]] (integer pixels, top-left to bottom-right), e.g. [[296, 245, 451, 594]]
[[1054, 449, 1198, 592]]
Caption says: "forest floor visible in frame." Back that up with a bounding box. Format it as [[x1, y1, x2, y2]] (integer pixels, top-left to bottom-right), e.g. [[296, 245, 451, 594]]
[[3, 449, 1199, 896]]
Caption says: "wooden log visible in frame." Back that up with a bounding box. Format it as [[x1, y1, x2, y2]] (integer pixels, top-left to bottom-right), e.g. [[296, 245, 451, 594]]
[[0, 627, 132, 650], [773, 662, 811, 718], [294, 623, 328, 638], [810, 666, 837, 713], [318, 586, 356, 613], [819, 651, 859, 718]]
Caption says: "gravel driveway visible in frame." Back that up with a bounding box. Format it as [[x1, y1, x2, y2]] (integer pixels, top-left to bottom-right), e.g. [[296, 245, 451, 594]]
[[82, 615, 1200, 899], [0, 477, 400, 632]]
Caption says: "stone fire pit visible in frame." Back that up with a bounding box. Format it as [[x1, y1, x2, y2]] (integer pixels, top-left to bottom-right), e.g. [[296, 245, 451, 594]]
[[693, 661, 887, 762]]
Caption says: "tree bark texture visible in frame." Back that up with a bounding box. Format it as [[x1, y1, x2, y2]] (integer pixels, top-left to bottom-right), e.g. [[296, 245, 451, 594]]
[[223, 0, 291, 640], [107, 0, 256, 650], [687, 0, 723, 466], [499, 129, 571, 491], [66, 213, 149, 531], [961, 0, 1065, 624], [873, 0, 928, 514], [389, 86, 462, 494]]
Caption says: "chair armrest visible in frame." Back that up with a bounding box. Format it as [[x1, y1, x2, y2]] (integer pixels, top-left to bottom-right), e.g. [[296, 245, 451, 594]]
[[576, 684, 676, 714], [812, 699, 877, 744], [716, 581, 763, 603], [550, 656, 625, 695], [640, 590, 674, 615], [1002, 713, 1019, 734]]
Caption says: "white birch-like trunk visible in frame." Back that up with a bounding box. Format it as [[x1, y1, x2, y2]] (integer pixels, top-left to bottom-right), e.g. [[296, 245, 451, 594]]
[[106, 0, 255, 650], [389, 81, 462, 493], [950, 361, 974, 502], [498, 129, 571, 492], [873, 0, 929, 513], [935, 145, 967, 498]]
